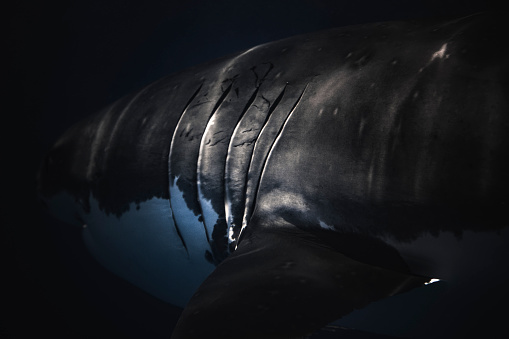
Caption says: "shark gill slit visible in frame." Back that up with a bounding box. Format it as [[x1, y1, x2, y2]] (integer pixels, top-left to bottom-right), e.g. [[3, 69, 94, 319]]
[[240, 84, 308, 242], [223, 85, 261, 249], [237, 84, 288, 241], [168, 83, 204, 255], [196, 82, 233, 244]]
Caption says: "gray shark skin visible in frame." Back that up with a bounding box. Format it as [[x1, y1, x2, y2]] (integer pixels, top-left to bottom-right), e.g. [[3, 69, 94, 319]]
[[38, 12, 508, 338]]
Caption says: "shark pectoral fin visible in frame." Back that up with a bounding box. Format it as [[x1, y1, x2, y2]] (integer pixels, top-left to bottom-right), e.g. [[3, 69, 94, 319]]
[[171, 228, 427, 339]]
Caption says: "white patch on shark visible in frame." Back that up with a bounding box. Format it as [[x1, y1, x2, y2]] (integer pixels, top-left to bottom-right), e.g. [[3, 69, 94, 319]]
[[82, 193, 215, 308], [430, 43, 448, 61], [424, 278, 441, 285], [46, 190, 216, 307], [319, 220, 335, 231]]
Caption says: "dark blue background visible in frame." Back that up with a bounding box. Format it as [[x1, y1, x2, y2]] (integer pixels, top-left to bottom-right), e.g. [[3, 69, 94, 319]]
[[4, 1, 502, 338]]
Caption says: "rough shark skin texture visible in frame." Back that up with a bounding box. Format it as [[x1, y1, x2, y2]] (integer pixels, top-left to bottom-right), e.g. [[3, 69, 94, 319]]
[[39, 12, 508, 338]]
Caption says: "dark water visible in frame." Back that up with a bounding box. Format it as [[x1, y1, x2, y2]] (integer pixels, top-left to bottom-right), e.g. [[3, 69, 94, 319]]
[[5, 0, 505, 338]]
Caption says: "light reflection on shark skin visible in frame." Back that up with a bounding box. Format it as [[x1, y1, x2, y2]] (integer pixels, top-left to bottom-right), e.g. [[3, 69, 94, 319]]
[[38, 12, 508, 339]]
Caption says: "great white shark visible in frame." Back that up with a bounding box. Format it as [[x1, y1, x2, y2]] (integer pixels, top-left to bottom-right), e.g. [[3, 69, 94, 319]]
[[38, 12, 508, 338]]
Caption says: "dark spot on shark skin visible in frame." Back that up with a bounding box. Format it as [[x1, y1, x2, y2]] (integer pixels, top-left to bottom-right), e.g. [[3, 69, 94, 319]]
[[205, 250, 214, 264]]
